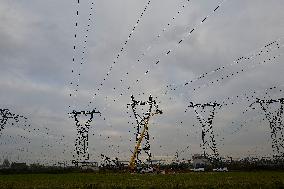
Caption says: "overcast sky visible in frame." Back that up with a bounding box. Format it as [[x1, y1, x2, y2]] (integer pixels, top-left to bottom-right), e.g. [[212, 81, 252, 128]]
[[0, 0, 283, 164]]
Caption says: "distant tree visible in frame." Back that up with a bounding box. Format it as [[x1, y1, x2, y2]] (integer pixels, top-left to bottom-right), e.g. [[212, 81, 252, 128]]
[[10, 162, 28, 170], [30, 163, 45, 170], [2, 158, 10, 168]]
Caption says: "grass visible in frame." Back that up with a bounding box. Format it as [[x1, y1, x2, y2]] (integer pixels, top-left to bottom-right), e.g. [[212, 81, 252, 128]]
[[0, 171, 283, 189]]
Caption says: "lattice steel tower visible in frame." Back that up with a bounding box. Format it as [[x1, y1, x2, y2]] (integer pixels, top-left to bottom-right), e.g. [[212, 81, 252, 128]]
[[69, 110, 101, 165], [127, 95, 162, 171]]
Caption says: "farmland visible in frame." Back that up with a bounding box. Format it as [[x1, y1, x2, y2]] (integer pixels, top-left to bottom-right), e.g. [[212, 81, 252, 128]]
[[0, 171, 284, 189]]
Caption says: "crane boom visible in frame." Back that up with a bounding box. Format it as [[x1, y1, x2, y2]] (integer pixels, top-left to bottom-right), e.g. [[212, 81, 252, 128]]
[[129, 117, 150, 170]]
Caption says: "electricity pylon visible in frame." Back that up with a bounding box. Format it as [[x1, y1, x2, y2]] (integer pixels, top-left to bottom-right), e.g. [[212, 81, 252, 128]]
[[127, 95, 162, 171], [69, 109, 101, 166], [250, 98, 284, 157], [188, 102, 221, 159]]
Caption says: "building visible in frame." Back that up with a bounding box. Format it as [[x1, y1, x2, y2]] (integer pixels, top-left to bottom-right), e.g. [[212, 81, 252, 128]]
[[192, 154, 210, 168], [72, 160, 99, 171]]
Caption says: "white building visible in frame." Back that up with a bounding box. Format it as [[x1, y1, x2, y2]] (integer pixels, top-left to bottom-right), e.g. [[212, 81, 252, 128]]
[[192, 154, 210, 168]]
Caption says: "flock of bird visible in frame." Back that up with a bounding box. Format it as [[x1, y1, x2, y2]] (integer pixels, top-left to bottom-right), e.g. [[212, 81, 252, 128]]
[[0, 0, 283, 166]]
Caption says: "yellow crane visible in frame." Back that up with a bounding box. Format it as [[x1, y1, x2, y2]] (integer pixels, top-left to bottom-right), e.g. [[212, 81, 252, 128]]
[[129, 110, 162, 171]]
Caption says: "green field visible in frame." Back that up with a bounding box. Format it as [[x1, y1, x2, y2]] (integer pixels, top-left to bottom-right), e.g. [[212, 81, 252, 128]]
[[0, 171, 284, 189]]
